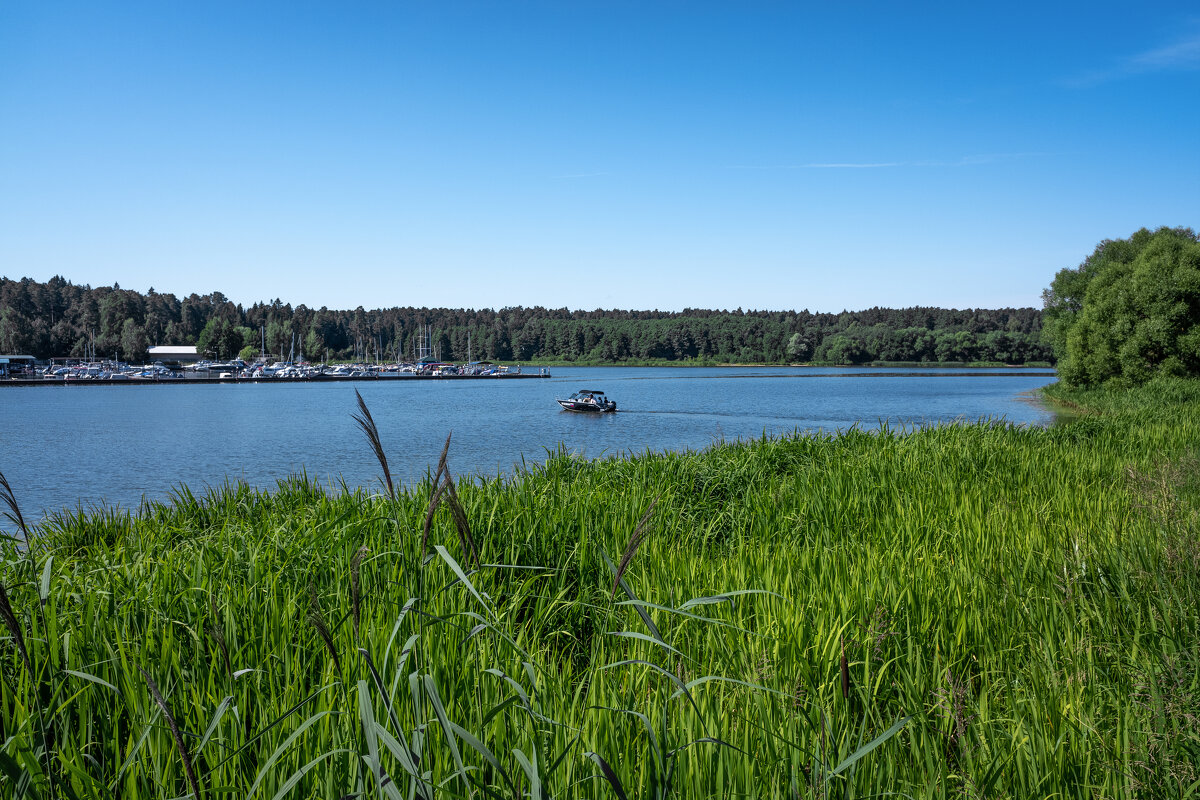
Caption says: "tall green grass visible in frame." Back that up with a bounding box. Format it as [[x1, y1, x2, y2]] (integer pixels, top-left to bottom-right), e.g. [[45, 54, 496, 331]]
[[2, 379, 1199, 798]]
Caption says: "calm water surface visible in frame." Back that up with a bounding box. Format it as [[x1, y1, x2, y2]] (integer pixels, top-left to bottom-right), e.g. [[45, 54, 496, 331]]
[[1, 366, 1058, 525]]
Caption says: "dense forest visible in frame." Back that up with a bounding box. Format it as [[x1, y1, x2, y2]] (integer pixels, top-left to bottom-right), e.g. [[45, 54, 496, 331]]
[[0, 276, 1053, 364]]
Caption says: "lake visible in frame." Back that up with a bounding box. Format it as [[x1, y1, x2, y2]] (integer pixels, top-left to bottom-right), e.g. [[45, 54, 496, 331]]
[[1, 366, 1058, 527]]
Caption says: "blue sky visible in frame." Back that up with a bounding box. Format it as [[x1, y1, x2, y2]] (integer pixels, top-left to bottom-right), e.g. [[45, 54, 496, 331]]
[[1, 2, 1197, 313]]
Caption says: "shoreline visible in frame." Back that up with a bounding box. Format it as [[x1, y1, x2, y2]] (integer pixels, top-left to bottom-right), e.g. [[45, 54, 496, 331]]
[[0, 363, 1056, 387]]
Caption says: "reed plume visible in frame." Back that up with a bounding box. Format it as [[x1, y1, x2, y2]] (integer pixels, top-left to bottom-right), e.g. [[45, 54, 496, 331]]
[[442, 474, 480, 568], [307, 585, 342, 675], [419, 434, 480, 567], [610, 497, 658, 600], [0, 582, 31, 676], [352, 389, 394, 499], [0, 470, 28, 539], [421, 432, 453, 558], [139, 666, 204, 800], [422, 482, 448, 561], [433, 431, 451, 486]]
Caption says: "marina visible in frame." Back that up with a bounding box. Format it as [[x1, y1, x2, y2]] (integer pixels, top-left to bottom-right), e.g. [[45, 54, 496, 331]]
[[0, 359, 551, 385]]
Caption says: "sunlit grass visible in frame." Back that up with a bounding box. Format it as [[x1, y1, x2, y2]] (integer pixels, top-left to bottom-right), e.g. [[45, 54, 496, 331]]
[[2, 379, 1199, 798]]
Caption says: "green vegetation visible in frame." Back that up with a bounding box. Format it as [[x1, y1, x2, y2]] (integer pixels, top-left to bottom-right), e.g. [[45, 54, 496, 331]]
[[0, 276, 1051, 365], [1042, 226, 1200, 387], [3, 379, 1199, 798]]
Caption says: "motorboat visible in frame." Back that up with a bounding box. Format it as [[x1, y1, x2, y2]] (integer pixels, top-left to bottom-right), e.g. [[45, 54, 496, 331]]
[[556, 389, 617, 413]]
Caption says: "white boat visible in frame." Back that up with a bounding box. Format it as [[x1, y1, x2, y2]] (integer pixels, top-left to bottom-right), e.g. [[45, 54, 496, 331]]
[[556, 389, 617, 413]]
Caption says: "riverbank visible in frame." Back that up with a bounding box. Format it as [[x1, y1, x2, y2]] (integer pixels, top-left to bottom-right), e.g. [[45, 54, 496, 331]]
[[2, 379, 1197, 797]]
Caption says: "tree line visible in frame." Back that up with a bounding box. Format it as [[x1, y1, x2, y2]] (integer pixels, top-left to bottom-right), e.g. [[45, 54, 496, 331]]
[[0, 275, 1053, 365]]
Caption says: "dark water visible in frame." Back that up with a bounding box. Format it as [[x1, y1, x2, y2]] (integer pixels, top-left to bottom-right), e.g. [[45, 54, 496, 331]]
[[1, 366, 1057, 527]]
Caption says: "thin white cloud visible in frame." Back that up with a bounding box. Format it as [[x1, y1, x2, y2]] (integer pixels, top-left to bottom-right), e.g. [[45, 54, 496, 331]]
[[801, 162, 901, 169], [1064, 28, 1200, 87], [727, 162, 900, 169], [1129, 31, 1200, 70]]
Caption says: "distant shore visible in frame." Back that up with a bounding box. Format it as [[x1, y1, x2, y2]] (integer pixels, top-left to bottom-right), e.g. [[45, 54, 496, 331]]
[[485, 359, 1056, 368], [0, 361, 1057, 386]]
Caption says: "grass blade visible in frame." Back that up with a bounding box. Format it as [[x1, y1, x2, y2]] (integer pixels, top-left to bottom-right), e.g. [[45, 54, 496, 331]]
[[269, 749, 351, 800], [678, 589, 781, 610], [433, 545, 491, 615], [828, 715, 911, 776], [601, 551, 664, 644], [447, 720, 513, 793], [423, 675, 470, 795], [64, 669, 119, 694], [37, 557, 52, 609], [197, 696, 234, 755], [139, 666, 203, 800], [244, 709, 336, 798], [583, 751, 628, 800], [512, 749, 541, 800]]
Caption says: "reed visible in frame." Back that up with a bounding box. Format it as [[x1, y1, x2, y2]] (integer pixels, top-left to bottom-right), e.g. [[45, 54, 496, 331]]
[[350, 544, 368, 642], [207, 592, 232, 679], [610, 496, 657, 600], [306, 584, 343, 677], [352, 388, 394, 498], [0, 581, 30, 676], [1, 377, 1199, 797], [139, 665, 204, 800]]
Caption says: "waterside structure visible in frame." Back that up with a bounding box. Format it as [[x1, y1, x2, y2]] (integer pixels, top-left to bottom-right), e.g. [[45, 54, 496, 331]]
[[1, 358, 550, 386]]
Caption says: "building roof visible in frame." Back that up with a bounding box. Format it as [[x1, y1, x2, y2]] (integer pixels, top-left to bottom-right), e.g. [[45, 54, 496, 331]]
[[148, 346, 198, 355]]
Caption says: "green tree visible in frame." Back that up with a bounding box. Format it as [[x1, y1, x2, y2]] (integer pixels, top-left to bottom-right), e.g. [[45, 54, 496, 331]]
[[265, 320, 293, 360], [304, 328, 323, 362], [120, 318, 148, 362], [816, 334, 867, 364], [1045, 227, 1200, 387], [0, 307, 33, 354], [785, 332, 813, 362], [196, 317, 222, 358], [220, 324, 247, 359]]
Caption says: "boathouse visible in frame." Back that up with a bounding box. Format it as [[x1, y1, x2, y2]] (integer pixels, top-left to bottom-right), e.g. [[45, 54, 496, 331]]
[[147, 345, 201, 365], [0, 355, 36, 378]]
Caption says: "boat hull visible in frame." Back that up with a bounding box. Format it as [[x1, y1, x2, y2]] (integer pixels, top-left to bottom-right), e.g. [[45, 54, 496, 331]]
[[556, 399, 616, 412]]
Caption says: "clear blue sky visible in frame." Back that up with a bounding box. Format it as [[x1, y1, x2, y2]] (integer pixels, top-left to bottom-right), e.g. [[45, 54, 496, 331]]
[[2, 1, 1197, 313]]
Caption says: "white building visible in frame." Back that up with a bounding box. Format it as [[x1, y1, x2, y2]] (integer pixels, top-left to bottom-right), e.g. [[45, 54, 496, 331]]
[[147, 345, 201, 364]]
